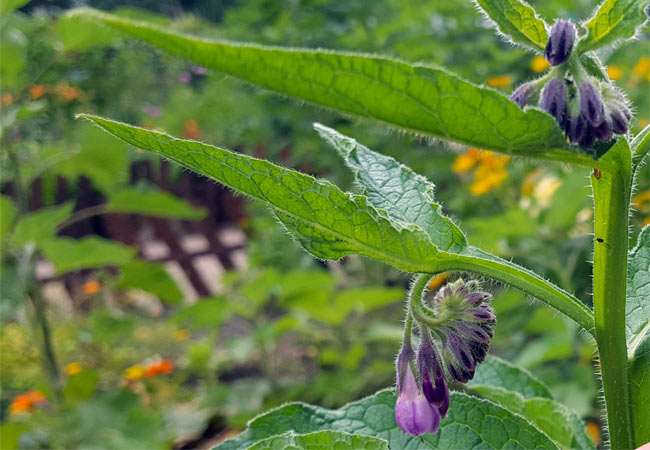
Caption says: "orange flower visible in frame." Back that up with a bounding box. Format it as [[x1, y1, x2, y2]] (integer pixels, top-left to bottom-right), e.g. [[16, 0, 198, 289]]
[[30, 84, 47, 100], [530, 56, 550, 72], [124, 365, 145, 380], [9, 390, 46, 415], [585, 421, 602, 446], [56, 81, 80, 102], [82, 280, 101, 295], [470, 169, 508, 195], [143, 359, 174, 378], [183, 118, 200, 139], [1, 92, 13, 106], [487, 75, 513, 88], [65, 362, 82, 376], [452, 148, 481, 173], [606, 66, 623, 81]]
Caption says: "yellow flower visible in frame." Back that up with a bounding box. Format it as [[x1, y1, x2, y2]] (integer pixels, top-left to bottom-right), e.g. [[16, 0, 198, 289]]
[[632, 190, 650, 214], [470, 169, 508, 196], [452, 149, 481, 173], [586, 421, 602, 447], [644, 216, 650, 227], [487, 75, 513, 88], [82, 280, 101, 295], [607, 65, 623, 80], [173, 329, 190, 341], [520, 170, 541, 196], [530, 56, 550, 72], [534, 176, 562, 208], [65, 362, 82, 376], [633, 57, 650, 81], [124, 365, 144, 380]]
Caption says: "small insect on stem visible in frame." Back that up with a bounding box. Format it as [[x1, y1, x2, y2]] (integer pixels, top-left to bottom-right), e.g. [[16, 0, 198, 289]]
[[593, 168, 601, 180]]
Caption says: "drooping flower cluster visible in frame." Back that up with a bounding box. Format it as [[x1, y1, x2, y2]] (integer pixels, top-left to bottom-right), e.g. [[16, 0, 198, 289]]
[[395, 279, 495, 436], [509, 19, 633, 151]]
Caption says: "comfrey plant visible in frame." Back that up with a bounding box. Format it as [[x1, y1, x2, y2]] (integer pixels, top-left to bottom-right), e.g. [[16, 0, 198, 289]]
[[70, 1, 649, 448]]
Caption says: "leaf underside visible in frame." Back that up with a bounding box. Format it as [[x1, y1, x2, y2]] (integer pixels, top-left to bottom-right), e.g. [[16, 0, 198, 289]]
[[580, 0, 650, 51]]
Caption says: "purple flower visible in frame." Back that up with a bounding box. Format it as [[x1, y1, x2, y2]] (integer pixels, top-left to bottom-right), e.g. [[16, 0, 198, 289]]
[[593, 121, 613, 141], [417, 333, 450, 417], [510, 82, 538, 108], [540, 78, 568, 128], [179, 71, 192, 84], [395, 364, 440, 436], [579, 82, 605, 126], [609, 108, 629, 134], [565, 114, 586, 143], [545, 20, 575, 66]]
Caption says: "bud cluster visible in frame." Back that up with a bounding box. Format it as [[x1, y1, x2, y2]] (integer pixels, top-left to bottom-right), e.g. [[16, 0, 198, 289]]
[[509, 19, 633, 151], [395, 279, 495, 436]]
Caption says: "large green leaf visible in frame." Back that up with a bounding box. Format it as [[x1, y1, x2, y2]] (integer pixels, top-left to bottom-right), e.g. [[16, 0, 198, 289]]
[[470, 386, 593, 449], [315, 124, 467, 253], [69, 8, 569, 155], [81, 115, 595, 333], [0, 0, 30, 15], [246, 431, 388, 450], [9, 202, 73, 248], [80, 115, 440, 273], [116, 260, 183, 304], [474, 0, 549, 52], [41, 236, 135, 274], [629, 329, 650, 447], [579, 0, 650, 52], [469, 356, 553, 399], [107, 187, 207, 220], [626, 226, 650, 343], [215, 389, 558, 450]]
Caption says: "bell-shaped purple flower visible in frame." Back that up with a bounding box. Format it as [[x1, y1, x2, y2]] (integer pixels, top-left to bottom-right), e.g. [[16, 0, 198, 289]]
[[545, 20, 575, 66], [609, 108, 629, 135], [593, 120, 613, 141], [396, 343, 415, 394], [510, 82, 538, 109], [417, 333, 450, 417], [579, 82, 605, 127], [565, 113, 586, 143], [540, 78, 568, 128], [395, 364, 440, 436], [445, 330, 475, 372], [579, 125, 597, 148]]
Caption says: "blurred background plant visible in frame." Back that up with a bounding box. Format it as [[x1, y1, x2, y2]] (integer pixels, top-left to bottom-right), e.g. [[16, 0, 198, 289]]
[[0, 0, 648, 448]]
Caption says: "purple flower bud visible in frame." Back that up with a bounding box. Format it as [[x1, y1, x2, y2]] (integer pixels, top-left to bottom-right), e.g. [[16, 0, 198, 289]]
[[593, 120, 613, 141], [453, 321, 491, 344], [609, 109, 629, 135], [469, 342, 489, 364], [465, 292, 491, 307], [447, 360, 472, 383], [566, 114, 586, 143], [510, 82, 538, 109], [540, 78, 568, 128], [465, 307, 496, 323], [545, 20, 575, 66], [446, 330, 475, 372], [579, 125, 597, 148], [396, 343, 415, 393], [395, 364, 440, 436], [579, 82, 605, 126]]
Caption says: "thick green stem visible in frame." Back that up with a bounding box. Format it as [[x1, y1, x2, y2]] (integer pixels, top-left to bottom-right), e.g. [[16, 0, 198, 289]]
[[591, 157, 633, 449], [408, 274, 445, 330]]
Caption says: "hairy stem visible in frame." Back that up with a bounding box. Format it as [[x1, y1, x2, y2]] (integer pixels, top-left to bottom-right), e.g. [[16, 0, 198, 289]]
[[591, 155, 633, 449], [427, 250, 595, 336], [408, 274, 445, 330]]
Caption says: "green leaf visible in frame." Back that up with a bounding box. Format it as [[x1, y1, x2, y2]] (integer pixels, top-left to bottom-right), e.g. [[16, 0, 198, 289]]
[[315, 124, 467, 253], [80, 115, 441, 273], [579, 0, 650, 52], [474, 0, 549, 52], [107, 187, 207, 220], [631, 124, 650, 173], [0, 195, 16, 243], [56, 12, 120, 51], [246, 431, 389, 450], [626, 226, 650, 343], [0, 423, 31, 450], [69, 8, 568, 155], [469, 355, 553, 399], [64, 369, 100, 407], [10, 202, 74, 248], [470, 385, 593, 449], [215, 389, 558, 450], [116, 260, 183, 304], [40, 236, 135, 274], [172, 298, 230, 330], [81, 114, 595, 334]]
